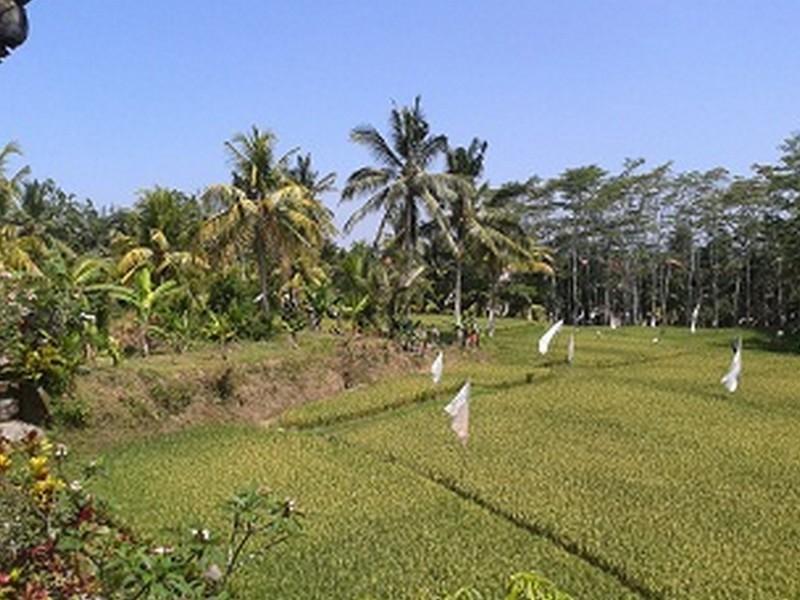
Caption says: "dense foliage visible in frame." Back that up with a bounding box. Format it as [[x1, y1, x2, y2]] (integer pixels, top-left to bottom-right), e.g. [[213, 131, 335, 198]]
[[0, 101, 798, 428]]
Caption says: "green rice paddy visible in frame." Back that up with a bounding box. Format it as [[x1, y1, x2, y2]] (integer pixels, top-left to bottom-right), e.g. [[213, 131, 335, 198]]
[[92, 322, 800, 598]]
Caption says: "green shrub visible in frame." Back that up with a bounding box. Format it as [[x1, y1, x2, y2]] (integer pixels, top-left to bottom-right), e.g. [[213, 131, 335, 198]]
[[51, 396, 91, 428], [148, 379, 194, 415]]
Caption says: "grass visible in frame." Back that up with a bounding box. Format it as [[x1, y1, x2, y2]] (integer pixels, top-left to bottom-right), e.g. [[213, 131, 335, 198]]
[[88, 320, 800, 598], [111, 333, 338, 377]]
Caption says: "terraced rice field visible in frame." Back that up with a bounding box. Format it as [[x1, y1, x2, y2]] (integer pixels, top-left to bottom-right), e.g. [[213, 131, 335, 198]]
[[92, 321, 800, 598]]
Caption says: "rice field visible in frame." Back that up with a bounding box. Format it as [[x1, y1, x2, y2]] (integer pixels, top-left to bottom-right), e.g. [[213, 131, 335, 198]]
[[92, 321, 800, 598]]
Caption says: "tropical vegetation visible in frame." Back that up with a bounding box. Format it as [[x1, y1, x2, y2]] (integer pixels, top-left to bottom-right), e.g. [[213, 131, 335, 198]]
[[1, 98, 800, 598]]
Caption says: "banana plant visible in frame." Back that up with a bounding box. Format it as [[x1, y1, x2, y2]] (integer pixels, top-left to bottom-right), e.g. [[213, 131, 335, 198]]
[[89, 267, 182, 356]]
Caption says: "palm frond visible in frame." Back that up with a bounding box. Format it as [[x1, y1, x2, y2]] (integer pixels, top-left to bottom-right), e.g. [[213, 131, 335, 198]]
[[341, 168, 393, 201], [351, 126, 403, 169], [118, 248, 153, 282], [150, 229, 170, 252], [344, 187, 393, 234], [72, 257, 108, 285]]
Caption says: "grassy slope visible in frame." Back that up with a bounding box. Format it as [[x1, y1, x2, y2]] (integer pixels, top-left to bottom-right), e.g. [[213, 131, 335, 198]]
[[91, 321, 800, 598]]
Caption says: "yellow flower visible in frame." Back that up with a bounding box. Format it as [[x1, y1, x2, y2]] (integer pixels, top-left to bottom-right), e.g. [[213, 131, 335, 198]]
[[28, 455, 49, 479], [0, 453, 10, 474], [31, 475, 65, 508]]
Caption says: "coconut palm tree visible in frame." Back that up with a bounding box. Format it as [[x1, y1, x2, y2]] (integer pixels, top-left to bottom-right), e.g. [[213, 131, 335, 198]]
[[341, 97, 453, 263], [0, 154, 54, 275], [201, 127, 335, 317], [445, 138, 488, 333], [113, 227, 208, 284], [111, 187, 208, 283], [443, 139, 550, 335], [0, 223, 46, 274], [289, 153, 336, 197], [478, 187, 553, 329]]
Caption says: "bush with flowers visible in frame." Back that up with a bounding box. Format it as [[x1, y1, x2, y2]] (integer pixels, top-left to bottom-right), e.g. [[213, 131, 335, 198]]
[[0, 432, 302, 599], [0, 271, 86, 399]]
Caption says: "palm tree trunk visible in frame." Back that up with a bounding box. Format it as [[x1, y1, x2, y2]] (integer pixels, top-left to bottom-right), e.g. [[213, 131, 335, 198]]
[[404, 192, 416, 259], [454, 255, 463, 340], [254, 224, 270, 317], [487, 276, 499, 338]]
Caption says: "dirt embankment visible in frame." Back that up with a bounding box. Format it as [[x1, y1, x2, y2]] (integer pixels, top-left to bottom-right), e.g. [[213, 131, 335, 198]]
[[68, 335, 426, 450]]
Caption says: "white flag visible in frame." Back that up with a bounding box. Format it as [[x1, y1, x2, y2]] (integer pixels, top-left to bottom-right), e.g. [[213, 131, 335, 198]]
[[538, 319, 564, 355], [567, 333, 575, 364], [720, 339, 742, 393], [690, 304, 700, 334], [609, 315, 620, 330], [431, 351, 444, 384], [649, 315, 657, 328], [444, 381, 470, 446]]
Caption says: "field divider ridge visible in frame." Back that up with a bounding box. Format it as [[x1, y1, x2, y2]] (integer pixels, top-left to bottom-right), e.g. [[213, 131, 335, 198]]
[[320, 433, 666, 600]]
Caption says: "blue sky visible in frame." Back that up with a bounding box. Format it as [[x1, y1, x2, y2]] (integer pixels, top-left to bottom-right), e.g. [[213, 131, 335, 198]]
[[2, 1, 799, 242]]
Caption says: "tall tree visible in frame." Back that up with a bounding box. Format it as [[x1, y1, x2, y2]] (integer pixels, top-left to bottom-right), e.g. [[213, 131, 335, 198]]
[[112, 187, 207, 283], [551, 166, 606, 321], [202, 127, 334, 317], [341, 97, 451, 263], [444, 138, 547, 334], [446, 138, 488, 333]]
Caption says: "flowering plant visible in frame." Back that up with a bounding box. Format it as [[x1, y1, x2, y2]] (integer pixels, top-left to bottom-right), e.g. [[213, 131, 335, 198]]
[[0, 432, 302, 599]]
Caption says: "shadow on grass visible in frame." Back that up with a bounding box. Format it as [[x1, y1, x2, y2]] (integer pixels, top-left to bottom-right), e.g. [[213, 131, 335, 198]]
[[738, 329, 800, 356]]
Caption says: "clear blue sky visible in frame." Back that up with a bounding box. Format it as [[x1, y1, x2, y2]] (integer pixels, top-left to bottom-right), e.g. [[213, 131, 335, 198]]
[[2, 1, 799, 242]]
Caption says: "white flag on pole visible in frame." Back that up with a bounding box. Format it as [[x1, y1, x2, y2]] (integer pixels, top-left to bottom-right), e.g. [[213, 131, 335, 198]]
[[444, 381, 470, 446], [567, 333, 575, 364], [720, 338, 742, 393], [538, 319, 564, 355], [431, 351, 444, 384], [609, 315, 620, 330], [690, 304, 700, 334]]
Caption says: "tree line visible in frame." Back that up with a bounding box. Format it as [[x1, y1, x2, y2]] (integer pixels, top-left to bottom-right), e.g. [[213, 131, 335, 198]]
[[1, 98, 799, 375]]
